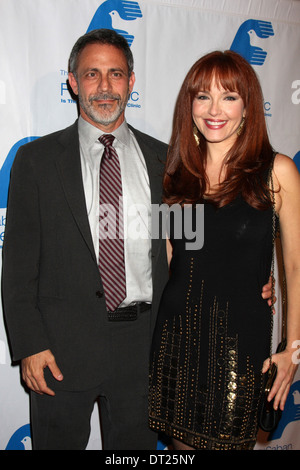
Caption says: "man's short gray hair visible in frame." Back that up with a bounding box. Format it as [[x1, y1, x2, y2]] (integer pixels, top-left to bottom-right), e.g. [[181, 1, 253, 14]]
[[68, 28, 134, 78]]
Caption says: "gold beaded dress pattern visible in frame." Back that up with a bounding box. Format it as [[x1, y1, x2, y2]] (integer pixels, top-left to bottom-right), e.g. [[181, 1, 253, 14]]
[[149, 195, 273, 449]]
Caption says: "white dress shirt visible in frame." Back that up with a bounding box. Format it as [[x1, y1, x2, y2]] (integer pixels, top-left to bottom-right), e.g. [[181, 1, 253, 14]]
[[78, 116, 152, 306]]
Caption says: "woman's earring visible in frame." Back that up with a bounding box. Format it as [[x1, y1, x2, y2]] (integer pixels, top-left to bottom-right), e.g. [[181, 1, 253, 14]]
[[237, 117, 245, 136], [193, 126, 200, 145]]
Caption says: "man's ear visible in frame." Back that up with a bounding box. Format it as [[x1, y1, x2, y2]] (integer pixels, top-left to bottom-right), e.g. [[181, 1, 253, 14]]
[[128, 71, 136, 95], [68, 73, 79, 96]]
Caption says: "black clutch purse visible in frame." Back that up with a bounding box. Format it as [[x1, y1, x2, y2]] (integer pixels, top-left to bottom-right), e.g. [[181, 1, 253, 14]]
[[259, 339, 286, 432]]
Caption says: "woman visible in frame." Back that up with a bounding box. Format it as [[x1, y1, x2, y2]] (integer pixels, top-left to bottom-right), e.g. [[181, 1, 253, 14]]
[[149, 51, 300, 450]]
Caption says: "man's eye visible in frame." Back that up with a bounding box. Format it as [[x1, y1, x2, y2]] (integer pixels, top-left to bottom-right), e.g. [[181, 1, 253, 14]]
[[111, 72, 123, 78]]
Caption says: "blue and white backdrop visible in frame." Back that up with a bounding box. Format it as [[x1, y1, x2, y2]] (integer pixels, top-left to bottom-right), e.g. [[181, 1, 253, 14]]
[[1, 0, 300, 451]]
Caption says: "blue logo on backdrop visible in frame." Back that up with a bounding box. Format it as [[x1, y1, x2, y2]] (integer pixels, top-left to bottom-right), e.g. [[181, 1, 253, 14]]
[[269, 380, 300, 441], [0, 137, 39, 209], [87, 0, 143, 46], [230, 19, 274, 65], [5, 424, 31, 450], [293, 151, 300, 173]]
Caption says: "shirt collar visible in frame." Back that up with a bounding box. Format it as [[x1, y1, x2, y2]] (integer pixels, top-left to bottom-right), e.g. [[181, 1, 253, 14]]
[[78, 115, 131, 149]]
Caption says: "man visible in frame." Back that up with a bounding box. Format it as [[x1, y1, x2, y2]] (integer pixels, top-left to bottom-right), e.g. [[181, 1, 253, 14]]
[[2, 29, 272, 450], [2, 29, 168, 450]]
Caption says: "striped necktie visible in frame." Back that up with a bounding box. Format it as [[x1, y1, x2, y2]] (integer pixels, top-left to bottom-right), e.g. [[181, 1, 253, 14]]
[[98, 134, 126, 312]]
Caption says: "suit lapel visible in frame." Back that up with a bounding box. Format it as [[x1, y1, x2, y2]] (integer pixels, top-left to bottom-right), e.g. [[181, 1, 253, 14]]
[[55, 121, 97, 263]]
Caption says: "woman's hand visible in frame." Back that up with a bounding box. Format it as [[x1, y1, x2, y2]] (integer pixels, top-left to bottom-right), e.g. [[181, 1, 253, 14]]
[[262, 347, 299, 411]]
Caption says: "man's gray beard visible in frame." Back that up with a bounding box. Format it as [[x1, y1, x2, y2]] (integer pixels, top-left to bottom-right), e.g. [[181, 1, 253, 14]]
[[79, 93, 128, 126]]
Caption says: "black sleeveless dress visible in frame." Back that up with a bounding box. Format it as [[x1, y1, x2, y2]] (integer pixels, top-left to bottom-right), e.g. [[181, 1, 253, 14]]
[[149, 194, 274, 450]]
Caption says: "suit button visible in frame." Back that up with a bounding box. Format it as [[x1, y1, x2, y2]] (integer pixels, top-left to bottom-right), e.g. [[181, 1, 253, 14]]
[[96, 291, 103, 298]]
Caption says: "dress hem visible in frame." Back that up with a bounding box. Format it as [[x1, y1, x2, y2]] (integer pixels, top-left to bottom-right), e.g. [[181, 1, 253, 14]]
[[149, 416, 257, 450]]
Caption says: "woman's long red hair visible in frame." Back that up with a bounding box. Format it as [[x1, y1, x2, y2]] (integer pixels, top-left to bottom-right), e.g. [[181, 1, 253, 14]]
[[163, 50, 274, 208]]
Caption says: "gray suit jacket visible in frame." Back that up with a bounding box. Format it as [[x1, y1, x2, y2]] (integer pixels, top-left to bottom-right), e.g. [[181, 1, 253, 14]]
[[2, 120, 168, 390]]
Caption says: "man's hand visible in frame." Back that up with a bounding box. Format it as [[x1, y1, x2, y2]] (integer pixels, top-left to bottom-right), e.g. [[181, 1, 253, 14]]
[[21, 349, 63, 396]]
